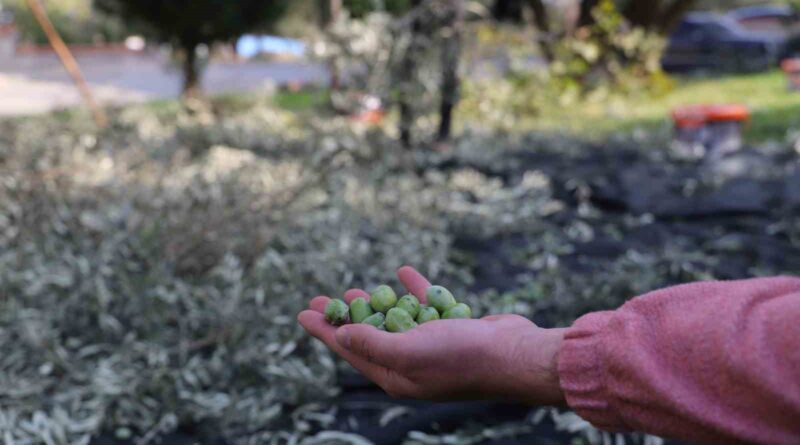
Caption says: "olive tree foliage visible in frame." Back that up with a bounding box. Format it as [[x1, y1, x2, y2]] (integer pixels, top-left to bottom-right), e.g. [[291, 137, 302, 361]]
[[93, 0, 290, 97], [4, 0, 128, 44], [398, 0, 464, 146], [493, 0, 696, 61], [311, 0, 464, 147], [495, 0, 698, 34], [489, 0, 678, 98]]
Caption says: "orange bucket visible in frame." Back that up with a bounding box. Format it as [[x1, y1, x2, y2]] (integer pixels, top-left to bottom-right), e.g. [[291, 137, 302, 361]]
[[672, 104, 750, 128], [671, 104, 749, 158]]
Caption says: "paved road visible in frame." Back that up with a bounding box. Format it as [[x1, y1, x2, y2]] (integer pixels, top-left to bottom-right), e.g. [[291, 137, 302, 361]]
[[0, 50, 545, 116], [0, 51, 328, 116]]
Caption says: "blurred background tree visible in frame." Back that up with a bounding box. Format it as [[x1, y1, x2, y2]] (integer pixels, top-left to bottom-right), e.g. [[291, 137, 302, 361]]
[[395, 0, 465, 146], [269, 0, 412, 38], [306, 0, 464, 147], [493, 0, 697, 59], [93, 0, 290, 97], [486, 0, 684, 102], [4, 0, 127, 44]]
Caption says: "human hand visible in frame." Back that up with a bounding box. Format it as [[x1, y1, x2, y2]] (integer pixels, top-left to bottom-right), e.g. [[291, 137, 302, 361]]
[[297, 266, 567, 405]]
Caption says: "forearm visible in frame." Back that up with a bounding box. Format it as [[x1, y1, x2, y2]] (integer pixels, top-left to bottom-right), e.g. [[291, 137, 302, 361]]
[[556, 277, 800, 445]]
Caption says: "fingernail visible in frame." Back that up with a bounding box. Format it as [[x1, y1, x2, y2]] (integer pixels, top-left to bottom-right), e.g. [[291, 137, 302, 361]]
[[337, 327, 352, 350]]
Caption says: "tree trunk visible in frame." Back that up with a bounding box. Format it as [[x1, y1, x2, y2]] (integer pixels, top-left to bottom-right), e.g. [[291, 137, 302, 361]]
[[317, 0, 341, 25], [492, 0, 524, 22], [437, 0, 463, 143], [399, 0, 423, 148], [527, 0, 550, 33], [578, 0, 599, 28], [658, 0, 697, 33], [620, 0, 697, 34], [330, 0, 342, 19], [399, 99, 413, 147], [526, 0, 554, 61], [330, 0, 342, 91], [319, 0, 342, 91], [181, 43, 201, 98], [623, 0, 658, 29]]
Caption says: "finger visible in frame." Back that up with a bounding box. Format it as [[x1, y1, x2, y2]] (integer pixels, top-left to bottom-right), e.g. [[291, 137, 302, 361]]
[[398, 266, 431, 303], [336, 323, 410, 369], [344, 288, 370, 304], [298, 310, 383, 372], [309, 296, 330, 313], [298, 311, 413, 391]]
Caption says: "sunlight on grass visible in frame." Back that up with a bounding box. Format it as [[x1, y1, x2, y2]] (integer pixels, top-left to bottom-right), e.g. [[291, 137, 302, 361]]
[[207, 89, 329, 114], [524, 71, 800, 143], [134, 71, 800, 145], [273, 89, 330, 111]]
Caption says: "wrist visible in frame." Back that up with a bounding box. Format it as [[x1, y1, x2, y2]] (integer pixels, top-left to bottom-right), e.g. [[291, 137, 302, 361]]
[[503, 326, 568, 406], [537, 327, 568, 406]]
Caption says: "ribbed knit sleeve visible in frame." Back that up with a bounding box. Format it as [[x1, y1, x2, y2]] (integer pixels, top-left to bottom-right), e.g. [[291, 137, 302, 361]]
[[557, 277, 800, 445]]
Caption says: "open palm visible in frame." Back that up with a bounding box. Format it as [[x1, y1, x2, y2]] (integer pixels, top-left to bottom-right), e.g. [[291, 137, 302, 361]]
[[298, 266, 566, 404]]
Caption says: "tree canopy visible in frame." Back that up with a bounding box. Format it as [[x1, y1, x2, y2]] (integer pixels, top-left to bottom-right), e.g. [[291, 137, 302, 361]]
[[494, 0, 697, 35], [94, 0, 290, 96]]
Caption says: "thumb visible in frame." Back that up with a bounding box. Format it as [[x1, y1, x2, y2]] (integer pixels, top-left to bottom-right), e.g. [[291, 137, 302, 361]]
[[336, 324, 407, 368]]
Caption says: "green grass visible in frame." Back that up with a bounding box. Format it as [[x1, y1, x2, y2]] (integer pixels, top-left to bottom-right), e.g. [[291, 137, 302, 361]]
[[273, 89, 330, 111], [205, 89, 329, 114], [47, 70, 796, 145], [522, 70, 800, 143], [257, 71, 800, 145]]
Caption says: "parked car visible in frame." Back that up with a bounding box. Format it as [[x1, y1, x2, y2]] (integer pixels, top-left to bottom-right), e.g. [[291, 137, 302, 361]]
[[662, 12, 785, 73], [728, 5, 800, 34]]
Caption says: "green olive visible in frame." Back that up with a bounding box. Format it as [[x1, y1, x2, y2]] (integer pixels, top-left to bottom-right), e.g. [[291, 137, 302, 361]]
[[442, 303, 472, 319], [385, 308, 417, 333], [426, 285, 457, 313], [349, 297, 374, 323], [396, 294, 421, 319], [361, 312, 386, 328], [416, 306, 440, 324], [370, 285, 398, 313], [324, 299, 350, 326]]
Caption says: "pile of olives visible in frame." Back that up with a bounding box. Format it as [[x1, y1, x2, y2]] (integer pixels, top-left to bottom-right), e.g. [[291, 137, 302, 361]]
[[324, 285, 472, 332]]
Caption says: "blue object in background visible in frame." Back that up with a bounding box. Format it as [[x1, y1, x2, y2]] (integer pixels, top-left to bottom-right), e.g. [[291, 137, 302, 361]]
[[236, 35, 306, 59]]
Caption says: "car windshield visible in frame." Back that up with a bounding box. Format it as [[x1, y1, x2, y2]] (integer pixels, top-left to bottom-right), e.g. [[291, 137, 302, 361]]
[[705, 19, 742, 37], [678, 15, 747, 39]]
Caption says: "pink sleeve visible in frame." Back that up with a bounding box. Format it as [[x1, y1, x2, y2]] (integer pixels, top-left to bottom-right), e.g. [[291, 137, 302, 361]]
[[557, 277, 800, 445]]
